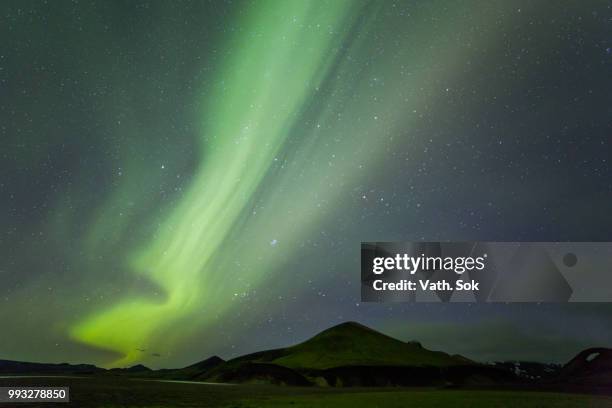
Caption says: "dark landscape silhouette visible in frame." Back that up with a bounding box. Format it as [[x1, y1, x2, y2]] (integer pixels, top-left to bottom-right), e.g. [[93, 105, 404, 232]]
[[1, 321, 610, 395]]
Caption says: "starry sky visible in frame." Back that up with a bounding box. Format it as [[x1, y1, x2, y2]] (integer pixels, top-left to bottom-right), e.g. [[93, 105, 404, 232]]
[[1, 0, 611, 369]]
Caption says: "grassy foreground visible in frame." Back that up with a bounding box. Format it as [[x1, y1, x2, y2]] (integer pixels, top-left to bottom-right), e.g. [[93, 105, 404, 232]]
[[235, 390, 612, 408], [1, 377, 611, 408]]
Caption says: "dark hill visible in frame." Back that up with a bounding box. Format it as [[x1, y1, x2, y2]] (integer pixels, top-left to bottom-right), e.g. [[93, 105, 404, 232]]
[[558, 348, 612, 386]]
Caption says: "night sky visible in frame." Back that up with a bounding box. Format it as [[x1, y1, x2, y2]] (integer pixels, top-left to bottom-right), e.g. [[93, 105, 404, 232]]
[[1, 0, 611, 369]]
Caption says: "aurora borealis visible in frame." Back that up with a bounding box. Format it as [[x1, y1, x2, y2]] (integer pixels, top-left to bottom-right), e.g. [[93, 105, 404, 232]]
[[1, 0, 611, 368]]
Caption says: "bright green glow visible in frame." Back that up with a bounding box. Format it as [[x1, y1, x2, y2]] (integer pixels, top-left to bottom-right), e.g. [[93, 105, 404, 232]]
[[70, 0, 359, 366], [66, 0, 510, 367]]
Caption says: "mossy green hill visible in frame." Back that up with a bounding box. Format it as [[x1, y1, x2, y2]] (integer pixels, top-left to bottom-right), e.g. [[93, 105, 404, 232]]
[[228, 321, 470, 370]]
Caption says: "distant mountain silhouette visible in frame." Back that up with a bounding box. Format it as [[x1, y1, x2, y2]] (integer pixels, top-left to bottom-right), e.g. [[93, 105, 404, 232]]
[[0, 359, 103, 375], [492, 361, 560, 380], [2, 322, 609, 390]]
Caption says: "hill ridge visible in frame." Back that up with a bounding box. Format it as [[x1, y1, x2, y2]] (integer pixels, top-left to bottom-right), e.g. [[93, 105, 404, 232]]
[[223, 321, 470, 371]]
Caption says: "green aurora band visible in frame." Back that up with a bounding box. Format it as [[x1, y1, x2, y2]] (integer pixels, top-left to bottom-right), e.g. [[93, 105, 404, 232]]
[[70, 0, 364, 366], [57, 0, 514, 366]]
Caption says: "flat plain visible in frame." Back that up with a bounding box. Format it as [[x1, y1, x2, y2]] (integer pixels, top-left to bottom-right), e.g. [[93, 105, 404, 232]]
[[1, 377, 612, 408]]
